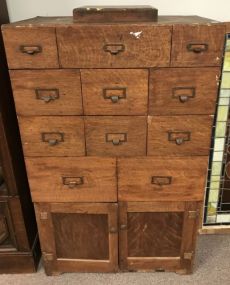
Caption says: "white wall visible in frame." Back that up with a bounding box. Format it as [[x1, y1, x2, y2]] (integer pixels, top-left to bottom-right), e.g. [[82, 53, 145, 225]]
[[5, 0, 230, 23]]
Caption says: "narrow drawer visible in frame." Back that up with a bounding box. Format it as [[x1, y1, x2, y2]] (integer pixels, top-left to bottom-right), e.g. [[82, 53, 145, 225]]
[[147, 115, 213, 156], [81, 69, 148, 115], [26, 157, 117, 202], [118, 156, 208, 201], [2, 27, 59, 69], [10, 70, 83, 116], [171, 24, 225, 67], [57, 25, 171, 68], [85, 116, 147, 156], [18, 116, 85, 157], [149, 67, 220, 115]]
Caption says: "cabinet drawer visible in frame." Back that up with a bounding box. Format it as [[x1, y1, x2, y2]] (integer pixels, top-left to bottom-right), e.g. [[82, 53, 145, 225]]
[[10, 70, 82, 116], [18, 116, 85, 157], [35, 202, 118, 274], [57, 25, 171, 68], [26, 157, 117, 202], [147, 115, 213, 156], [118, 156, 208, 201], [85, 116, 147, 156], [171, 24, 225, 67], [149, 67, 220, 115], [81, 69, 148, 115], [2, 27, 59, 69]]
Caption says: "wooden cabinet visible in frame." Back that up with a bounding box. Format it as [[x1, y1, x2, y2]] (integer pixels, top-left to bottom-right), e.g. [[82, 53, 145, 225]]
[[2, 6, 228, 275]]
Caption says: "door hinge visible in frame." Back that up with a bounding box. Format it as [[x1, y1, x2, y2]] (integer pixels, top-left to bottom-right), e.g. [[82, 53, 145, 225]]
[[188, 210, 199, 219], [43, 252, 54, 261], [40, 212, 48, 220], [183, 252, 194, 260]]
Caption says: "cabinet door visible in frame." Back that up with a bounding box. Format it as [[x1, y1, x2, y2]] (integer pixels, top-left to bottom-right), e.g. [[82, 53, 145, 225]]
[[119, 201, 200, 274], [35, 203, 118, 275]]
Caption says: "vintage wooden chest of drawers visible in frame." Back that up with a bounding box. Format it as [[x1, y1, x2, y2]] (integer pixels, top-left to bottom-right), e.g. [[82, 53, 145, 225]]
[[1, 6, 228, 275]]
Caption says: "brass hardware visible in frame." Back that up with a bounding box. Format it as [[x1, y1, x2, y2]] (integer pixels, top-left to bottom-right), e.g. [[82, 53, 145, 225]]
[[106, 133, 127, 146], [151, 176, 172, 186], [155, 268, 165, 272], [172, 87, 195, 103], [187, 43, 208, 53], [103, 44, 125, 55], [188, 211, 198, 219], [109, 227, 117, 234], [168, 131, 191, 145], [35, 88, 59, 103], [41, 132, 64, 146], [183, 252, 194, 260], [120, 224, 127, 230], [20, 45, 42, 55], [62, 177, 84, 188], [40, 212, 48, 220], [43, 252, 54, 261], [103, 87, 126, 103]]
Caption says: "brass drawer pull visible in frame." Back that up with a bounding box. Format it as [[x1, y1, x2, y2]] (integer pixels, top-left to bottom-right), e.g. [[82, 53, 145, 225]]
[[120, 224, 127, 230], [106, 133, 127, 146], [109, 227, 117, 234], [168, 131, 191, 145], [103, 87, 126, 103], [35, 89, 59, 103], [187, 43, 208, 53], [41, 132, 64, 146], [20, 45, 42, 55], [103, 44, 125, 55], [172, 87, 195, 103], [62, 177, 84, 189], [151, 176, 172, 186]]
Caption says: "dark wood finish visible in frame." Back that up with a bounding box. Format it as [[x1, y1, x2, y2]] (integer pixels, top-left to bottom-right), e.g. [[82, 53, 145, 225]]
[[56, 25, 171, 68], [118, 156, 208, 202], [171, 24, 226, 67], [147, 115, 213, 156], [18, 116, 85, 157], [35, 202, 118, 274], [81, 69, 148, 115], [0, 0, 40, 273], [2, 27, 59, 69], [73, 6, 158, 23], [85, 116, 147, 156], [10, 70, 83, 116], [25, 157, 117, 202], [119, 201, 200, 273], [149, 67, 220, 115]]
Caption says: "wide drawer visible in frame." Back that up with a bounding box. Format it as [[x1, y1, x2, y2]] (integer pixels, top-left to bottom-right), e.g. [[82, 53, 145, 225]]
[[2, 27, 59, 69], [118, 156, 208, 201], [171, 24, 225, 67], [147, 115, 213, 156], [26, 157, 117, 202], [81, 69, 148, 115], [85, 116, 147, 156], [57, 25, 171, 68], [10, 70, 83, 116], [18, 116, 85, 157], [149, 67, 220, 115]]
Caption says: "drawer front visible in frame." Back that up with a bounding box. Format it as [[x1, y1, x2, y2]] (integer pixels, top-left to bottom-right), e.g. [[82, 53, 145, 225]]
[[57, 25, 171, 68], [149, 67, 220, 115], [10, 70, 83, 116], [118, 157, 208, 201], [18, 116, 85, 157], [147, 115, 213, 156], [85, 116, 147, 156], [171, 24, 225, 67], [2, 27, 59, 69], [81, 69, 148, 115], [26, 157, 117, 202]]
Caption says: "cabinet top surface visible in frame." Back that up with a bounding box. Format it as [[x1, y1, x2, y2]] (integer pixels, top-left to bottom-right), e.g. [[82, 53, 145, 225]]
[[2, 15, 219, 29]]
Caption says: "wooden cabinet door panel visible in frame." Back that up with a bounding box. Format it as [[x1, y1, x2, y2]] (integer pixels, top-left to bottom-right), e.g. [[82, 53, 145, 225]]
[[119, 201, 200, 273], [35, 203, 118, 274]]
